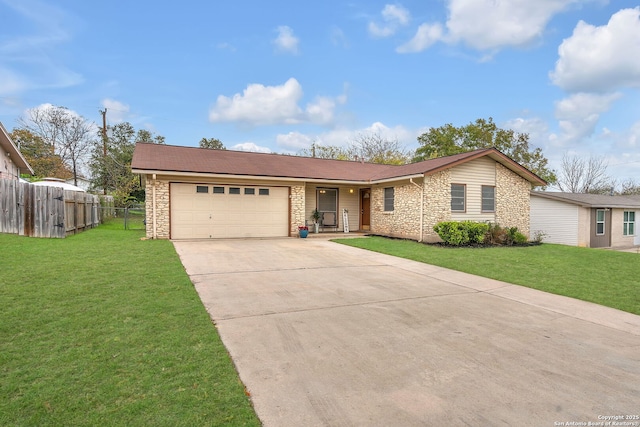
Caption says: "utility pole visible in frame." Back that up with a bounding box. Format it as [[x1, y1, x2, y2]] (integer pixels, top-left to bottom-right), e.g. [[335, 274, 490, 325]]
[[99, 109, 107, 195]]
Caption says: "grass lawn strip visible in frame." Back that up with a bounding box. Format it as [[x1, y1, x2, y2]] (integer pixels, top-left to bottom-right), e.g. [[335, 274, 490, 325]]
[[0, 227, 260, 427], [334, 237, 639, 316]]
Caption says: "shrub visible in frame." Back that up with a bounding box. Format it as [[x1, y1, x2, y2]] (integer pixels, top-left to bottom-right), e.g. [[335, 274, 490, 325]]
[[433, 221, 489, 246]]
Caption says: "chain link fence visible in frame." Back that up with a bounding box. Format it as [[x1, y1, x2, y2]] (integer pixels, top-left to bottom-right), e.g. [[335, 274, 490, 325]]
[[101, 204, 146, 230]]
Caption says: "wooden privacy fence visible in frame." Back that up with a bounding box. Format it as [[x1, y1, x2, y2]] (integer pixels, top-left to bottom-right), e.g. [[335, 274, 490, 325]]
[[0, 178, 100, 238]]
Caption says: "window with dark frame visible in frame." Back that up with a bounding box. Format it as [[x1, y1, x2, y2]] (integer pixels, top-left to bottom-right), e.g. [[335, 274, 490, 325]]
[[196, 185, 208, 193], [596, 209, 605, 235], [451, 184, 466, 212], [481, 186, 495, 212], [623, 211, 635, 236], [244, 188, 255, 195], [259, 188, 270, 195], [384, 187, 394, 212], [229, 187, 241, 195], [213, 186, 225, 194]]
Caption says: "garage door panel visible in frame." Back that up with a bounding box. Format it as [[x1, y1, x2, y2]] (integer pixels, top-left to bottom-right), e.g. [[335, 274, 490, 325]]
[[170, 183, 289, 239]]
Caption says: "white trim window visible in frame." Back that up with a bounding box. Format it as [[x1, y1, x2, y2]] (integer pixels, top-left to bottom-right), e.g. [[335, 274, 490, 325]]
[[384, 187, 394, 212], [623, 211, 635, 236], [596, 209, 606, 235], [451, 184, 465, 212], [481, 185, 495, 212]]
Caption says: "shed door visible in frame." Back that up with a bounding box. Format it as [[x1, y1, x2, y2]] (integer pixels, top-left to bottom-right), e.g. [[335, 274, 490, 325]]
[[170, 183, 289, 239], [590, 208, 611, 248]]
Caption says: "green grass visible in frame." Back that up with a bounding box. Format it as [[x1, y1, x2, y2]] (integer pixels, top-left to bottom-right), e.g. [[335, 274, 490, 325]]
[[334, 236, 640, 315], [0, 228, 260, 427]]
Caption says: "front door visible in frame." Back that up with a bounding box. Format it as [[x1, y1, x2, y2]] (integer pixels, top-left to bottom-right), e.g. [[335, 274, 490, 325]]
[[590, 208, 611, 248], [360, 188, 371, 231]]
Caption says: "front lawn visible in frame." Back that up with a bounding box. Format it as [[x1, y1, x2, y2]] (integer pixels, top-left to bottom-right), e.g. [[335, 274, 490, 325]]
[[334, 237, 639, 315], [0, 228, 260, 427]]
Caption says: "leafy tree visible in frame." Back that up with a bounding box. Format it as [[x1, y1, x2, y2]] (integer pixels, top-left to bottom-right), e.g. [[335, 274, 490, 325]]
[[413, 117, 556, 185], [199, 137, 225, 149], [17, 105, 94, 186], [89, 122, 164, 206], [10, 128, 72, 180]]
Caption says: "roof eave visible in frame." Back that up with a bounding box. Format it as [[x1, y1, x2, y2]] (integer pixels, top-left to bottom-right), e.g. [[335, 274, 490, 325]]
[[0, 122, 34, 175]]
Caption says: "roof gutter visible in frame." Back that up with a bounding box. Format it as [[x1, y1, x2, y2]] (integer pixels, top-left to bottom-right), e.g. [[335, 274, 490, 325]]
[[131, 169, 425, 186]]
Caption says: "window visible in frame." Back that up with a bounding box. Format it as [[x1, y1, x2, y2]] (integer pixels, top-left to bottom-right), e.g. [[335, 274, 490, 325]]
[[229, 187, 241, 195], [481, 186, 495, 212], [451, 184, 465, 212], [196, 185, 208, 193], [596, 209, 605, 235], [384, 187, 394, 212], [213, 186, 225, 194], [623, 211, 635, 236], [259, 188, 270, 196], [244, 188, 255, 195]]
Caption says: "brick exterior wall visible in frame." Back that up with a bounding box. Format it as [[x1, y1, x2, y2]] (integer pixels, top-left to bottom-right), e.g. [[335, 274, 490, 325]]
[[145, 178, 170, 239], [290, 184, 305, 236], [495, 163, 531, 237], [370, 182, 421, 241], [422, 170, 452, 242]]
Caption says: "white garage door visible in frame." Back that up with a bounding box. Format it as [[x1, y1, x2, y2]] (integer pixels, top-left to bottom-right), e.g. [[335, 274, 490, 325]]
[[170, 183, 289, 239]]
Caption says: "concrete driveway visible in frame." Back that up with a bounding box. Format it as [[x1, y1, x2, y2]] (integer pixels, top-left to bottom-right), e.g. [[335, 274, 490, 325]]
[[173, 238, 640, 427]]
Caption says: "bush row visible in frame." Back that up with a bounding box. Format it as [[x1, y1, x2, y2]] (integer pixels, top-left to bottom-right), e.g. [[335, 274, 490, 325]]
[[433, 221, 529, 246]]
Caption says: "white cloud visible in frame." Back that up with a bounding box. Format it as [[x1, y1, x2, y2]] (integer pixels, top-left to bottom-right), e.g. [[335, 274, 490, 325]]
[[101, 98, 130, 123], [368, 4, 411, 38], [396, 0, 585, 53], [550, 7, 640, 93], [0, 67, 27, 95], [551, 92, 622, 145], [396, 23, 444, 53], [276, 122, 418, 153], [276, 132, 314, 151], [273, 26, 299, 54], [445, 0, 575, 50], [209, 78, 346, 126], [230, 142, 272, 153], [330, 27, 348, 48], [209, 78, 304, 125]]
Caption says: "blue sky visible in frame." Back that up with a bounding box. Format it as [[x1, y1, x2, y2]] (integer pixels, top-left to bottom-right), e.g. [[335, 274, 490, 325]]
[[1, 0, 639, 183]]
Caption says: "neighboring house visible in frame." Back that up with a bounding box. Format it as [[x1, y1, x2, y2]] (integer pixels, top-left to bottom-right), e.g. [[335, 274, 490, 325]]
[[531, 192, 640, 248], [131, 143, 545, 240], [0, 121, 34, 179], [65, 176, 92, 192]]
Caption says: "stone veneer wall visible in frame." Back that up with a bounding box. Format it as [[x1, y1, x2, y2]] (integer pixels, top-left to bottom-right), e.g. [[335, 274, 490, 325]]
[[422, 170, 452, 243], [495, 163, 531, 237], [290, 184, 305, 236], [145, 178, 170, 239], [370, 182, 421, 240]]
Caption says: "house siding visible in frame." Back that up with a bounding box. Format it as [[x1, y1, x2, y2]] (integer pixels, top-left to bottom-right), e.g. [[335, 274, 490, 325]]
[[145, 178, 170, 239], [371, 180, 421, 240], [611, 208, 636, 248], [578, 207, 590, 247], [423, 170, 451, 243], [450, 157, 496, 222], [496, 163, 531, 237], [530, 196, 579, 246], [0, 145, 20, 180]]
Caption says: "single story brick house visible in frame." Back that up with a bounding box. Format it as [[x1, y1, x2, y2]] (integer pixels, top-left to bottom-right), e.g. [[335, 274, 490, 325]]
[[0, 121, 34, 180], [531, 191, 640, 248], [131, 143, 546, 240]]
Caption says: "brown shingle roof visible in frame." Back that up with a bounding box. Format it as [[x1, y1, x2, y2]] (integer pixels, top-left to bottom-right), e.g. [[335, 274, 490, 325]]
[[531, 191, 640, 208], [132, 143, 546, 185]]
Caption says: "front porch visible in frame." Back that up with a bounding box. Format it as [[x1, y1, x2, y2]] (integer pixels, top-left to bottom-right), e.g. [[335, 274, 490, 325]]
[[299, 184, 372, 234]]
